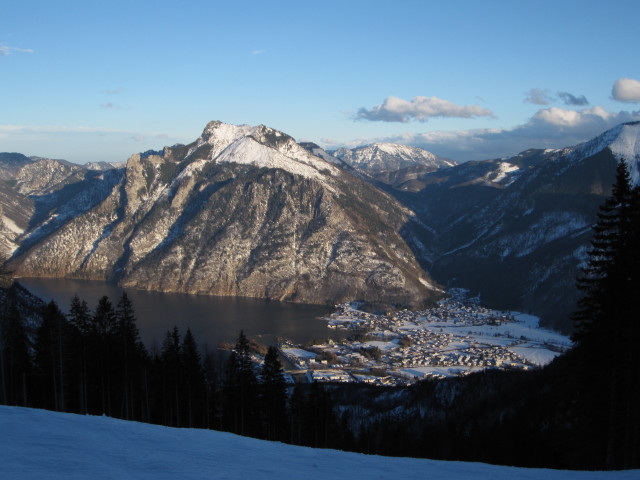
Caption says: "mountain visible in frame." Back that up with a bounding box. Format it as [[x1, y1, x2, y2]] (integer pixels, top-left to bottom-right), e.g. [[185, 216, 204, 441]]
[[84, 161, 126, 171], [333, 143, 456, 173], [0, 153, 34, 182], [331, 143, 456, 191], [399, 121, 640, 331], [6, 121, 437, 309]]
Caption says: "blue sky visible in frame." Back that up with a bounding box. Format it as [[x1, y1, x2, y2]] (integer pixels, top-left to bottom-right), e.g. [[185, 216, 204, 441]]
[[2, 0, 640, 164]]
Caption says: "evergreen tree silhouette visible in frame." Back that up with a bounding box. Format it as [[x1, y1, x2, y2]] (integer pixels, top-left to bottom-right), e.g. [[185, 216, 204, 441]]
[[572, 160, 640, 468]]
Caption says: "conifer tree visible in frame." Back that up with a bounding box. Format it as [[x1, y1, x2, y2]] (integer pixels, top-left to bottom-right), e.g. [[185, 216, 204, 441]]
[[33, 301, 70, 412], [260, 345, 287, 441], [68, 295, 91, 413], [182, 328, 205, 428], [160, 326, 184, 426], [91, 296, 118, 415], [223, 330, 259, 436], [0, 300, 31, 406], [572, 160, 640, 468], [115, 292, 148, 420]]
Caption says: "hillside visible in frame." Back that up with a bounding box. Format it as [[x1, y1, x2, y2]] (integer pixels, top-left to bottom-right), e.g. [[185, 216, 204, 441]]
[[7, 121, 437, 309], [396, 122, 640, 331], [0, 406, 635, 480]]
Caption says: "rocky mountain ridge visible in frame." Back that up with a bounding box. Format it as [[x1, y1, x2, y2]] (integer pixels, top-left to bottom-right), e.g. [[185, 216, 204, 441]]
[[5, 121, 437, 309]]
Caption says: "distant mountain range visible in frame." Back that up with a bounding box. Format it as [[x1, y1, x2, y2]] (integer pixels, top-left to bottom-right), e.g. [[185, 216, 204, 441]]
[[2, 121, 639, 331]]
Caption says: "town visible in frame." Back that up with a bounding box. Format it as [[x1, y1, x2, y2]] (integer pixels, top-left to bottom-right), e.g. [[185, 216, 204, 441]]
[[278, 290, 572, 386]]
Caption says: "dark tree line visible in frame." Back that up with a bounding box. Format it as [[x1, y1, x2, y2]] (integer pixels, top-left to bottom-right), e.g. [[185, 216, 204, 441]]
[[570, 160, 640, 468], [0, 294, 345, 448]]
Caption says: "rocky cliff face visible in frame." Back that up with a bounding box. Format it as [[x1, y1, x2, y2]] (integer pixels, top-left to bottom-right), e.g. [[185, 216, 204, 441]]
[[8, 122, 438, 309]]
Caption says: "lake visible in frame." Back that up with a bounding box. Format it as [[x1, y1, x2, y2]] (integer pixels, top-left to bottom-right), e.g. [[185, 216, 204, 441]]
[[18, 278, 341, 350]]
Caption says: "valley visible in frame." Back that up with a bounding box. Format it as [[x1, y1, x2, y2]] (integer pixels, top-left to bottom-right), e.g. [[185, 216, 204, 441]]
[[1, 120, 640, 334]]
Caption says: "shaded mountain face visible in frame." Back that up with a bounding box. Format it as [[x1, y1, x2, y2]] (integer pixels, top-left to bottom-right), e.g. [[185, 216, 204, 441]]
[[0, 153, 34, 182], [396, 122, 640, 331], [6, 121, 437, 309]]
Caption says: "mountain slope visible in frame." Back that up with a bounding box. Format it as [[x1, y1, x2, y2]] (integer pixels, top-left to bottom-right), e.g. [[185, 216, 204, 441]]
[[8, 122, 436, 308], [332, 143, 456, 191], [5, 406, 634, 480], [401, 122, 640, 331], [333, 143, 456, 173], [0, 153, 34, 182]]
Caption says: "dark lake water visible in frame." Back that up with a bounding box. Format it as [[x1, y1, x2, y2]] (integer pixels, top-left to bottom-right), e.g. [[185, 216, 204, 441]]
[[18, 278, 340, 350]]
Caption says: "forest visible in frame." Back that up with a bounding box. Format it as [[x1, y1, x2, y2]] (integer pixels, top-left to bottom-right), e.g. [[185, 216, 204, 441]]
[[0, 162, 638, 470]]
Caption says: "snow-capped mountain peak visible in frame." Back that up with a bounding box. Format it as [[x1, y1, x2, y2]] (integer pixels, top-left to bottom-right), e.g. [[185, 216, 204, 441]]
[[333, 142, 455, 173], [567, 121, 640, 185], [185, 121, 339, 181], [610, 121, 640, 185]]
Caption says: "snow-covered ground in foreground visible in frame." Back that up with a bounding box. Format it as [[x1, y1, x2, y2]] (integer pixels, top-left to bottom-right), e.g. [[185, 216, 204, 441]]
[[1, 406, 637, 480]]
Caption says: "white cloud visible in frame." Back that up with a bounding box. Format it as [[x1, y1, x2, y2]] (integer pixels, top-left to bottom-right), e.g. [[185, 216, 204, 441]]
[[356, 96, 494, 123], [612, 77, 640, 103], [0, 45, 34, 56]]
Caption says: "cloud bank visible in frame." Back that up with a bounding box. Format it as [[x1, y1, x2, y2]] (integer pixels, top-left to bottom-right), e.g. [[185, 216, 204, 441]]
[[356, 96, 494, 123], [332, 106, 640, 161], [612, 78, 640, 103]]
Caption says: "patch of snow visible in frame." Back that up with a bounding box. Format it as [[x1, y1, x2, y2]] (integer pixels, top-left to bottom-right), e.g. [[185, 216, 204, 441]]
[[365, 340, 397, 351], [282, 347, 317, 359], [215, 136, 335, 182], [510, 344, 562, 366], [2, 215, 23, 235], [609, 122, 640, 186]]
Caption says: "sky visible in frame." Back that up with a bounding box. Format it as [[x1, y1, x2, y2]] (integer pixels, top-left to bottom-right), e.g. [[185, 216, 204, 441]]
[[2, 0, 640, 164]]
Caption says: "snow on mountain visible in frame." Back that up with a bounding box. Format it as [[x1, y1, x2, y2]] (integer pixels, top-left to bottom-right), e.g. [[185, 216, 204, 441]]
[[186, 121, 339, 182], [84, 161, 126, 171], [609, 121, 640, 185], [1, 406, 636, 480], [298, 142, 348, 167], [566, 121, 640, 185], [333, 142, 455, 173]]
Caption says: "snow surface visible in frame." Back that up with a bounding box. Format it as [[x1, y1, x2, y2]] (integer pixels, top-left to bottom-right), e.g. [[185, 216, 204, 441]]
[[509, 344, 562, 366], [568, 122, 640, 186], [609, 122, 640, 186], [1, 406, 637, 480], [282, 347, 318, 359], [186, 121, 339, 184], [2, 215, 23, 234]]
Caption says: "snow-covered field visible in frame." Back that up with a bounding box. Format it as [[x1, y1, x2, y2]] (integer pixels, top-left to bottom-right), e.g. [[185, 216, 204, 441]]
[[0, 406, 637, 480]]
